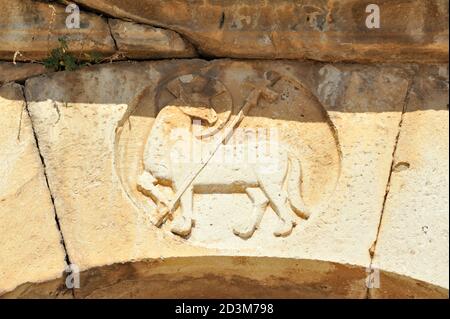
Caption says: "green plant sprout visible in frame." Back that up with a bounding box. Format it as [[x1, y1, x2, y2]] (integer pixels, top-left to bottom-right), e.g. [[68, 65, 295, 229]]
[[43, 37, 104, 71]]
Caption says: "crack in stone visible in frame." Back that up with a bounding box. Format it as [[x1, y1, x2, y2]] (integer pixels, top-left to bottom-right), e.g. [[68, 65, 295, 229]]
[[68, 0, 203, 59], [365, 70, 416, 299], [16, 102, 25, 141], [20, 84, 75, 298], [52, 102, 61, 124], [106, 18, 119, 52], [106, 17, 201, 60], [31, 0, 200, 62]]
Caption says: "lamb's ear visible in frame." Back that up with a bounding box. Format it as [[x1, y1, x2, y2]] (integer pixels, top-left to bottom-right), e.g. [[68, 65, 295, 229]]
[[195, 109, 231, 139]]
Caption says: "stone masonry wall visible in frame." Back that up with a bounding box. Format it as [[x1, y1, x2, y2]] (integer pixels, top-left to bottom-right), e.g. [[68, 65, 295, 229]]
[[0, 0, 448, 298]]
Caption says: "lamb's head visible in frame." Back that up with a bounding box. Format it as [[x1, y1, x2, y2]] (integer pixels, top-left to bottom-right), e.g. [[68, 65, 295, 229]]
[[165, 74, 232, 139], [178, 104, 218, 126]]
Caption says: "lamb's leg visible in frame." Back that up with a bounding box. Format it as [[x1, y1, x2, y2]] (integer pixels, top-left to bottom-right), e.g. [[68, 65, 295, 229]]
[[137, 171, 170, 226], [260, 183, 296, 237], [233, 188, 269, 239], [171, 184, 194, 237]]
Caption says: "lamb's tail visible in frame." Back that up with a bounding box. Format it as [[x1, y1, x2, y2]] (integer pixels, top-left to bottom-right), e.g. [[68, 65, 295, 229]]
[[287, 153, 311, 219]]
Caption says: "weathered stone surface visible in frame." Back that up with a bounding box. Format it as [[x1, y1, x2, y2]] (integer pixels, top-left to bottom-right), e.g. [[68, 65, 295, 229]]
[[1, 278, 71, 299], [0, 83, 67, 297], [73, 0, 448, 63], [77, 257, 366, 298], [109, 19, 197, 59], [0, 0, 446, 300], [0, 0, 115, 61], [0, 62, 48, 85], [371, 65, 449, 298], [22, 60, 422, 297]]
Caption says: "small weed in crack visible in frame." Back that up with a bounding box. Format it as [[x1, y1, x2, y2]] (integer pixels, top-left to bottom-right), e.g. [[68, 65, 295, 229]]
[[43, 37, 103, 71]]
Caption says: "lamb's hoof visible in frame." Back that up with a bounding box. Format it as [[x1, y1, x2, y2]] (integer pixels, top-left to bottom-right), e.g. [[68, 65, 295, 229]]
[[299, 210, 312, 220], [171, 216, 193, 237], [273, 220, 294, 237], [233, 223, 256, 239]]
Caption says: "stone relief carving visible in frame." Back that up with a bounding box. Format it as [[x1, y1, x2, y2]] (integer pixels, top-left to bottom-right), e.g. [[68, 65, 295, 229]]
[[137, 73, 311, 239], [114, 64, 341, 247]]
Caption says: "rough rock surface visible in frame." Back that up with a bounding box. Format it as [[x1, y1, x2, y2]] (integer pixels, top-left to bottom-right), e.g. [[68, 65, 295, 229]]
[[20, 60, 443, 298], [73, 0, 449, 63], [0, 63, 48, 85], [109, 19, 197, 59], [371, 65, 449, 298], [0, 0, 201, 62], [0, 0, 115, 61], [0, 83, 67, 297], [76, 257, 366, 298]]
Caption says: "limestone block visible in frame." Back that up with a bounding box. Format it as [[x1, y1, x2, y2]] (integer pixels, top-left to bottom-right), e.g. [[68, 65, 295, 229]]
[[108, 19, 197, 59], [0, 62, 48, 85], [0, 0, 115, 61], [0, 83, 67, 297], [371, 65, 449, 298], [22, 60, 419, 297], [73, 0, 448, 63]]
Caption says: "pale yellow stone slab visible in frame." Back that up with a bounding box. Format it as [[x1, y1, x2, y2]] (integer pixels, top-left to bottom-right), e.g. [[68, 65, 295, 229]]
[[0, 83, 67, 296], [372, 65, 449, 298], [25, 61, 410, 297]]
